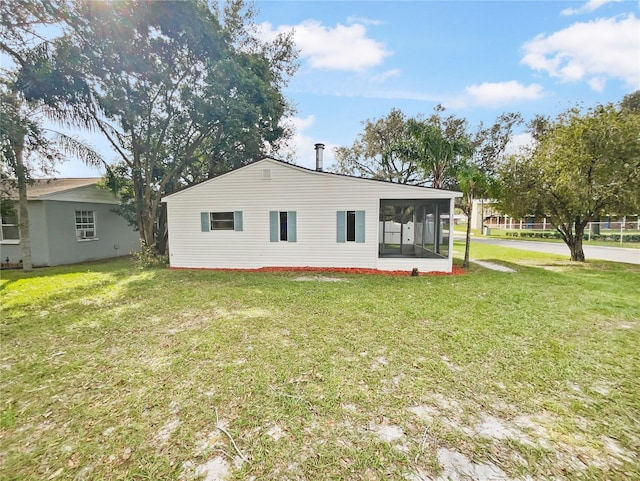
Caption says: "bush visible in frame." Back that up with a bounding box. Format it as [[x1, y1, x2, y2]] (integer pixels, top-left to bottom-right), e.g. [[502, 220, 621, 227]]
[[491, 230, 639, 243], [132, 241, 169, 268], [515, 231, 560, 239], [587, 233, 640, 242]]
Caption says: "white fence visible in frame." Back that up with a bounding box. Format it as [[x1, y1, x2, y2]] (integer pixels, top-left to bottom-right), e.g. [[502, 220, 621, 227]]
[[483, 219, 640, 244]]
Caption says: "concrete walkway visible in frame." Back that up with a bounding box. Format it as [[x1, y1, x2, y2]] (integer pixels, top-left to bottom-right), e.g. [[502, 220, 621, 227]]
[[470, 259, 516, 272]]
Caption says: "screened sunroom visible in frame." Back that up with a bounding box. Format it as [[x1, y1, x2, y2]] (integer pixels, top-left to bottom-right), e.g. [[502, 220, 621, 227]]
[[379, 199, 452, 259]]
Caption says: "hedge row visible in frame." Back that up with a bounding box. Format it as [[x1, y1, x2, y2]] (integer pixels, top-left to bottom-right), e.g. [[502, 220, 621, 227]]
[[503, 231, 640, 242], [504, 231, 561, 239]]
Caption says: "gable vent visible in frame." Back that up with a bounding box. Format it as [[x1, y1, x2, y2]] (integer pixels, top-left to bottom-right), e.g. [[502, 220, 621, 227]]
[[262, 169, 272, 180]]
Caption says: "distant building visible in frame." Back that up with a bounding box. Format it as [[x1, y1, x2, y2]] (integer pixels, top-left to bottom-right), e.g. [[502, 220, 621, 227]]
[[469, 199, 501, 230], [469, 199, 639, 234], [1, 178, 139, 267]]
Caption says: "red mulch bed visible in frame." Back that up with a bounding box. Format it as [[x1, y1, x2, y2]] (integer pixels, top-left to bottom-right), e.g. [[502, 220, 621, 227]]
[[170, 266, 466, 276]]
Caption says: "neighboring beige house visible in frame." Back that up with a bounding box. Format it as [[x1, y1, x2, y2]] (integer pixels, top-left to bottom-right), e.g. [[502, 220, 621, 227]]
[[470, 199, 556, 231], [0, 178, 139, 267], [469, 199, 498, 231], [163, 154, 462, 273]]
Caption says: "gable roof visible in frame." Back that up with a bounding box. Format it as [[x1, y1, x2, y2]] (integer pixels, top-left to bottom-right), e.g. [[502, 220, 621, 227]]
[[163, 157, 462, 201], [1, 178, 102, 200], [28, 178, 102, 199]]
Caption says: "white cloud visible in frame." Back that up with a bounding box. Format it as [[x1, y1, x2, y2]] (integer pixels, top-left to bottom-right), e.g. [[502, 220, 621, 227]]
[[588, 76, 607, 92], [304, 84, 438, 102], [258, 20, 391, 72], [278, 115, 337, 170], [370, 68, 402, 83], [521, 14, 640, 89], [504, 132, 535, 156], [289, 114, 315, 132], [561, 0, 621, 16], [462, 81, 545, 107], [346, 16, 384, 26]]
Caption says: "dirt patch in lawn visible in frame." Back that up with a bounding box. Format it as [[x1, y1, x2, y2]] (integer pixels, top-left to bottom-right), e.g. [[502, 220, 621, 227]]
[[180, 457, 232, 481], [292, 275, 348, 282], [405, 393, 636, 479], [435, 447, 510, 480]]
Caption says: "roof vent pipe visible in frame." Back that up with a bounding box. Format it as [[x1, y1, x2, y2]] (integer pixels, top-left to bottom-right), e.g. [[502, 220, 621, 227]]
[[314, 143, 325, 172]]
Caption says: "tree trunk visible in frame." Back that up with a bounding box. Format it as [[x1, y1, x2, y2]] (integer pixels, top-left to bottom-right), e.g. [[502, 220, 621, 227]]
[[463, 209, 472, 268], [132, 173, 154, 249], [14, 139, 33, 271], [567, 224, 586, 262], [140, 212, 155, 251], [157, 203, 168, 255]]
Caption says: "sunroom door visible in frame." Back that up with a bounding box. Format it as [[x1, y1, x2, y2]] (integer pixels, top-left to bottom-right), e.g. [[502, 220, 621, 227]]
[[380, 204, 414, 255]]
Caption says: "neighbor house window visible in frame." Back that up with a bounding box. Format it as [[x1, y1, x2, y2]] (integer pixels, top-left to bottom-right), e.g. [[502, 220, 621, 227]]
[[200, 211, 243, 232], [0, 213, 20, 242], [336, 210, 365, 243], [75, 210, 96, 240], [270, 211, 296, 242]]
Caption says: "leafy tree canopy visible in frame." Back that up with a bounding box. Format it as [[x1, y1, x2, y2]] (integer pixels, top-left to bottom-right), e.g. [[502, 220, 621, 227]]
[[334, 105, 521, 190], [334, 108, 419, 184], [1, 0, 104, 270], [15, 0, 298, 252], [497, 94, 640, 261]]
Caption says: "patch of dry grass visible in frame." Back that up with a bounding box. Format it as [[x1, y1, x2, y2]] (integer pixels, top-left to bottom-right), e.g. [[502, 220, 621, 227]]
[[1, 251, 639, 480]]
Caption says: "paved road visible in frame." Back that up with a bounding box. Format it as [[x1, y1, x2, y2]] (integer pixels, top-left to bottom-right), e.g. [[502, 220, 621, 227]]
[[467, 236, 640, 265]]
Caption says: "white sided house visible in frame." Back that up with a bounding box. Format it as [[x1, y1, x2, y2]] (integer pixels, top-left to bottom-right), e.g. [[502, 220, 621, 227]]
[[163, 152, 462, 273]]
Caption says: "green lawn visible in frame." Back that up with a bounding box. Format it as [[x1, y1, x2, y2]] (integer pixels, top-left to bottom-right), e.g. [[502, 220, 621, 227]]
[[1, 245, 639, 480], [461, 225, 640, 249]]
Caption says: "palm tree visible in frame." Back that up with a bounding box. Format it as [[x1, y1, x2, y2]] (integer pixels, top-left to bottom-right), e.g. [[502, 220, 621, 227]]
[[406, 119, 473, 189], [2, 0, 103, 270], [1, 86, 103, 271], [457, 161, 492, 268]]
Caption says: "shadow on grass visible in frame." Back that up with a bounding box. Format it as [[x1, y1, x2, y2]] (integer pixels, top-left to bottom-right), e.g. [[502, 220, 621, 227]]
[[0, 258, 161, 331], [0, 257, 137, 289], [461, 249, 628, 270], [459, 255, 640, 298]]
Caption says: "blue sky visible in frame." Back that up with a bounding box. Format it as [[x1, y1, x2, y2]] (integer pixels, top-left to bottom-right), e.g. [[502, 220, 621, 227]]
[[55, 0, 640, 176]]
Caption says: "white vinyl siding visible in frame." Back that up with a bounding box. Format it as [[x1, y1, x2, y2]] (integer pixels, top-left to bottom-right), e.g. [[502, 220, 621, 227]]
[[164, 159, 459, 272]]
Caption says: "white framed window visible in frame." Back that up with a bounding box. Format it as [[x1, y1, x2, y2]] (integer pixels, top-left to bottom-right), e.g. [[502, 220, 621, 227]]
[[75, 210, 97, 240], [0, 213, 20, 243], [211, 212, 235, 230], [200, 211, 243, 232]]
